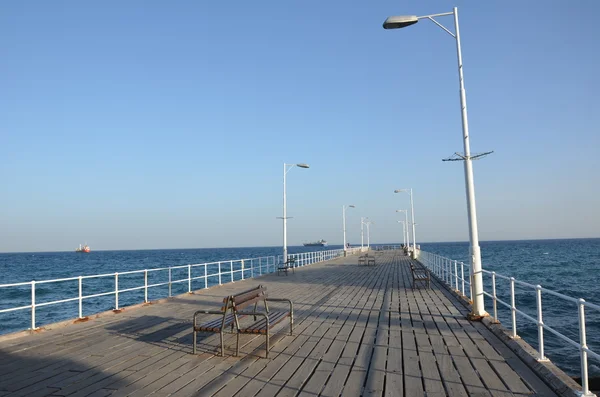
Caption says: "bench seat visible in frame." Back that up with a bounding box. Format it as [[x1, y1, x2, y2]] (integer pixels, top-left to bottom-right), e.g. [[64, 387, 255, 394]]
[[194, 313, 237, 333], [238, 311, 290, 334], [410, 263, 430, 289]]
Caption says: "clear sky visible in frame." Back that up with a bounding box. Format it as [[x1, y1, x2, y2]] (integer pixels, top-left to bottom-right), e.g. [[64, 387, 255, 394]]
[[1, 0, 599, 252]]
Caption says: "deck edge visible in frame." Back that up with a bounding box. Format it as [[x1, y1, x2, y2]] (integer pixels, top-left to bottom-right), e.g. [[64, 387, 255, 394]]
[[423, 263, 584, 397]]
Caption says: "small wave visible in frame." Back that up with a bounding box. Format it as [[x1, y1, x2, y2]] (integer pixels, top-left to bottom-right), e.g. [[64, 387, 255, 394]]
[[543, 252, 549, 255]]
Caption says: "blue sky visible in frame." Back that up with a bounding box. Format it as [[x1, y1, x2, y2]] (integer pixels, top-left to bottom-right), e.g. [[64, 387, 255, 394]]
[[1, 0, 598, 252]]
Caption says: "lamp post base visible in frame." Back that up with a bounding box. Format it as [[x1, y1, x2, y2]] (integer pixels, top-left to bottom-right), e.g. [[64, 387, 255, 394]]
[[467, 312, 489, 322]]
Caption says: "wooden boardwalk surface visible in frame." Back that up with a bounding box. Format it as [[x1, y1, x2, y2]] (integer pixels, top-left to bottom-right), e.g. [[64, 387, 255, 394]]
[[0, 251, 558, 397]]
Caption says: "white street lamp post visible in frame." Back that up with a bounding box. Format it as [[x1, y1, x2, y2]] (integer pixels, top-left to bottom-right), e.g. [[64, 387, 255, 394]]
[[364, 220, 373, 249], [342, 205, 355, 253], [384, 8, 488, 318], [395, 189, 416, 258], [397, 220, 406, 247], [280, 163, 309, 262], [395, 209, 410, 249], [360, 217, 367, 249]]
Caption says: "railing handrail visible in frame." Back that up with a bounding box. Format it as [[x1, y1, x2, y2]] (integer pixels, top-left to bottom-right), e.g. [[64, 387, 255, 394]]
[[0, 249, 354, 337], [417, 250, 599, 396]]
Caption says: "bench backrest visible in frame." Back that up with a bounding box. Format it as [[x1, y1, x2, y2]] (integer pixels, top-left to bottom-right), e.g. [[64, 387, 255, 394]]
[[226, 285, 269, 314]]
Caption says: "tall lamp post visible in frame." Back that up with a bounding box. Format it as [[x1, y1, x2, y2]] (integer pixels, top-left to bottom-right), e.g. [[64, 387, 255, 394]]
[[395, 209, 410, 249], [342, 205, 355, 253], [360, 217, 368, 250], [364, 220, 373, 249], [384, 8, 487, 318], [280, 163, 309, 262], [394, 189, 416, 258], [397, 220, 407, 248]]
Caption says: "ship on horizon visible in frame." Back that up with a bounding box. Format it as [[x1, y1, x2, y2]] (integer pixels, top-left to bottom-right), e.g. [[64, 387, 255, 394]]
[[303, 239, 328, 247], [76, 244, 90, 253]]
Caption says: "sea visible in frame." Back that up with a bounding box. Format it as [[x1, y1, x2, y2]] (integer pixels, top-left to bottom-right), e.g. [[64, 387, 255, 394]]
[[0, 238, 599, 379]]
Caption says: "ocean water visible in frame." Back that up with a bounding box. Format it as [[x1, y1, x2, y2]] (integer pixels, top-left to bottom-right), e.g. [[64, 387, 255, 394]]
[[1, 239, 599, 379]]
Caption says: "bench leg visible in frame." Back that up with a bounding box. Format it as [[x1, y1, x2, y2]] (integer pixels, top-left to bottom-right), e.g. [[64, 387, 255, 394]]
[[265, 332, 270, 359], [193, 330, 197, 354], [236, 332, 240, 357], [220, 331, 225, 357]]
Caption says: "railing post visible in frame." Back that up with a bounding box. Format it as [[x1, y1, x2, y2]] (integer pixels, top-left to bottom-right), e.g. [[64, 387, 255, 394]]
[[259, 258, 262, 275], [231, 260, 234, 283], [536, 285, 546, 361], [469, 266, 474, 303], [204, 264, 208, 289], [445, 258, 448, 283], [115, 272, 119, 310], [144, 270, 148, 303], [461, 262, 465, 296], [168, 267, 172, 297], [510, 277, 517, 338], [241, 260, 245, 280], [251, 259, 254, 278], [188, 264, 192, 293], [444, 258, 451, 285], [578, 299, 591, 397], [492, 272, 497, 321], [454, 260, 458, 291], [443, 258, 446, 282], [78, 276, 83, 318], [218, 262, 222, 285], [31, 280, 36, 330]]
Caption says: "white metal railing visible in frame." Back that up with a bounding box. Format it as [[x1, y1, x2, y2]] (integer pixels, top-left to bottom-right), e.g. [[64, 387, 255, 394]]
[[277, 248, 352, 268], [418, 250, 599, 397], [373, 244, 403, 251], [0, 248, 353, 335]]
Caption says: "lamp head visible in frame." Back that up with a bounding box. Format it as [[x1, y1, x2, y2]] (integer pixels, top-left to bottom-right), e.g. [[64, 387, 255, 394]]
[[394, 189, 407, 193], [349, 205, 356, 208], [383, 15, 419, 30], [297, 163, 310, 168]]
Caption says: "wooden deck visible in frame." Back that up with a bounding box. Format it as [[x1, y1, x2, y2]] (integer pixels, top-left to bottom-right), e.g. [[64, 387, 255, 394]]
[[0, 251, 559, 397]]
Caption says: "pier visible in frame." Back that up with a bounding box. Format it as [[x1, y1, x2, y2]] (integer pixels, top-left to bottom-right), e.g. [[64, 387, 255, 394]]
[[0, 251, 565, 396]]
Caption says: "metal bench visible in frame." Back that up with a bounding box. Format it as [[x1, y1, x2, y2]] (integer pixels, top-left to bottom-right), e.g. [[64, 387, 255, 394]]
[[192, 285, 293, 358], [192, 296, 238, 357], [358, 255, 367, 265], [410, 263, 430, 289], [232, 285, 293, 358], [278, 257, 296, 276], [367, 257, 376, 266]]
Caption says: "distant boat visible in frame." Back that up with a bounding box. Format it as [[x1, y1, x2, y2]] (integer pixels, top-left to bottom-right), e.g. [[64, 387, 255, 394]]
[[303, 239, 328, 247], [76, 244, 90, 253]]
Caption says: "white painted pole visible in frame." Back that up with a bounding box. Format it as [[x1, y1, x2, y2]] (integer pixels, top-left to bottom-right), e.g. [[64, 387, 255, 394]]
[[343, 206, 347, 252], [360, 217, 364, 249], [453, 7, 487, 318], [409, 189, 417, 258], [283, 163, 288, 262]]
